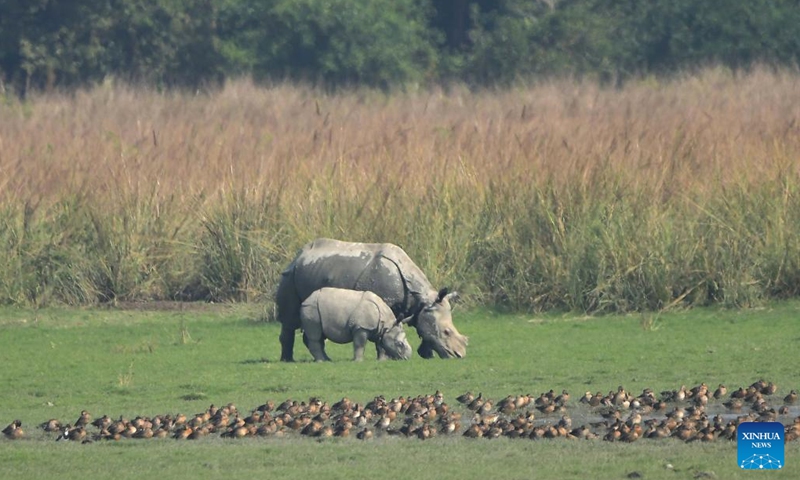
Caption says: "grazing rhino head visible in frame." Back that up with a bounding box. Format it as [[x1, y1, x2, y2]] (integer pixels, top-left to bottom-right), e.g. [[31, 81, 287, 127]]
[[406, 289, 468, 359], [379, 321, 413, 360]]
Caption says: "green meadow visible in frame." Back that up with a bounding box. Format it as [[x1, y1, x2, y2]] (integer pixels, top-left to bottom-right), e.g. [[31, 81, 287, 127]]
[[1, 303, 798, 479]]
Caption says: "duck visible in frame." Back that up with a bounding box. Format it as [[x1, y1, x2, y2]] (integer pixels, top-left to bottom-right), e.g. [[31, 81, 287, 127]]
[[276, 399, 294, 412], [621, 424, 642, 442], [784, 390, 798, 405], [373, 415, 391, 431], [570, 425, 594, 439], [3, 420, 23, 440], [94, 428, 118, 441], [467, 393, 485, 411], [723, 398, 743, 411], [763, 382, 778, 396], [121, 424, 138, 438], [462, 424, 483, 438], [646, 424, 671, 439], [257, 400, 276, 413], [133, 427, 154, 439], [636, 389, 657, 407], [554, 390, 570, 406], [332, 397, 352, 412], [672, 424, 695, 441], [356, 428, 373, 440], [750, 379, 767, 392], [712, 384, 727, 399], [416, 423, 435, 440], [67, 426, 87, 442], [485, 425, 503, 439], [91, 415, 112, 430], [529, 426, 546, 440], [730, 387, 747, 399], [536, 403, 557, 415], [673, 385, 688, 403], [300, 420, 323, 436], [497, 395, 517, 414], [534, 391, 554, 407], [188, 426, 209, 439], [613, 386, 630, 408], [75, 410, 92, 427], [439, 418, 460, 435], [689, 383, 708, 399], [692, 393, 709, 407], [173, 425, 193, 440], [603, 425, 622, 442], [39, 419, 62, 433]]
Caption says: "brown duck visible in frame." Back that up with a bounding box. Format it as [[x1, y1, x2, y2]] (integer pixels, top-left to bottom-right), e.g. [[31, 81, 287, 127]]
[[3, 420, 23, 440]]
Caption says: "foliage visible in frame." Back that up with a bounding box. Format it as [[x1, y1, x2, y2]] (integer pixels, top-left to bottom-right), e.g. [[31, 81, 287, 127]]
[[2, 0, 800, 92], [1, 71, 800, 311]]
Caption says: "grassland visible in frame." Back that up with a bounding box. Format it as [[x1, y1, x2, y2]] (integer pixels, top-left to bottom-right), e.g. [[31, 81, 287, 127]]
[[2, 67, 800, 311], [1, 303, 799, 479]]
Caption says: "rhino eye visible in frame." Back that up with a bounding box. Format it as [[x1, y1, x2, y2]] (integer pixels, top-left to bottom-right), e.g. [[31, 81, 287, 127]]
[[444, 328, 452, 336]]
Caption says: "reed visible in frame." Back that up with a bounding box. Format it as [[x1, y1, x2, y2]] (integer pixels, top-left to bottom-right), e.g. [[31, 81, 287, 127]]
[[1, 67, 799, 312]]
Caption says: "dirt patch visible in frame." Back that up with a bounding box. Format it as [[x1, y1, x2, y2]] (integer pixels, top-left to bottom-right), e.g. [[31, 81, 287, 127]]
[[107, 301, 219, 312]]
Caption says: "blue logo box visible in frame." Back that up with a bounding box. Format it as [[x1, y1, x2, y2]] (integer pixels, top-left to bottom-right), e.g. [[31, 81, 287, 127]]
[[738, 422, 784, 470]]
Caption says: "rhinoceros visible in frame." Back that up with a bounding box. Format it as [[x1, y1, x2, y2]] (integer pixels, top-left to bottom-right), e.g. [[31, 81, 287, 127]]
[[299, 288, 413, 361], [276, 238, 468, 361]]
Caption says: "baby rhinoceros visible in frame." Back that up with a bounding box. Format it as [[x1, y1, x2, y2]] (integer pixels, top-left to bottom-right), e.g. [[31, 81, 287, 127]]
[[299, 287, 413, 361]]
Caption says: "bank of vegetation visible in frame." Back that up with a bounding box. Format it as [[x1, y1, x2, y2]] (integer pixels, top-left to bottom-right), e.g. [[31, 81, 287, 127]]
[[1, 1, 799, 94], [1, 68, 799, 312]]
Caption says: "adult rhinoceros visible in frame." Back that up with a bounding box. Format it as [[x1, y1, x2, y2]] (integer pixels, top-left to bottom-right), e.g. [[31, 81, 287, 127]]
[[276, 238, 468, 361]]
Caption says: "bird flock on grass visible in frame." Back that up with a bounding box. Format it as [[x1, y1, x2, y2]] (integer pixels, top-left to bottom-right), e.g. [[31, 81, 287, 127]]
[[3, 380, 799, 444]]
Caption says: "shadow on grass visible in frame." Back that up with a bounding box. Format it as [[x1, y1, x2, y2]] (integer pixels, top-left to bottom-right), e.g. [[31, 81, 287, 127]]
[[180, 393, 208, 401], [239, 358, 317, 364], [240, 357, 273, 364]]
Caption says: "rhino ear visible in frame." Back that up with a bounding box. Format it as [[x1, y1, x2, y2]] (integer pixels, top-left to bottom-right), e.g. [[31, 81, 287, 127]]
[[435, 288, 449, 304], [445, 291, 459, 303]]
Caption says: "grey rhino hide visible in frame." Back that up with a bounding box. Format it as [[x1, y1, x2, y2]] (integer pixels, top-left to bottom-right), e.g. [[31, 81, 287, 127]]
[[413, 290, 468, 359], [299, 288, 412, 361], [276, 238, 466, 361]]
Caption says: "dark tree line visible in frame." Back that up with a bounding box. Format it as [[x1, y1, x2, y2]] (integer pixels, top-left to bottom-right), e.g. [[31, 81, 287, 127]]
[[1, 0, 799, 94]]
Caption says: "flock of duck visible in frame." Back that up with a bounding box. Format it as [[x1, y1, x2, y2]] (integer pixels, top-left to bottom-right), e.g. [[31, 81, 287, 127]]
[[3, 380, 799, 444]]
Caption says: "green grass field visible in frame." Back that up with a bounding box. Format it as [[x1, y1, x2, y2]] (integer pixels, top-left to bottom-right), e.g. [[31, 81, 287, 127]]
[[1, 303, 798, 479]]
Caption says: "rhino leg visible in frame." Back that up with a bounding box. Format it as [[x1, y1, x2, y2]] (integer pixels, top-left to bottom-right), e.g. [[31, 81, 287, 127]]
[[352, 330, 369, 362], [279, 324, 297, 362], [276, 267, 303, 362], [303, 332, 331, 362], [306, 339, 330, 362], [376, 344, 387, 361]]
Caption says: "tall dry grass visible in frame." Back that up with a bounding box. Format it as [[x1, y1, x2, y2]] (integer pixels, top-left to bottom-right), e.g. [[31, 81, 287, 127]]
[[1, 67, 799, 311]]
